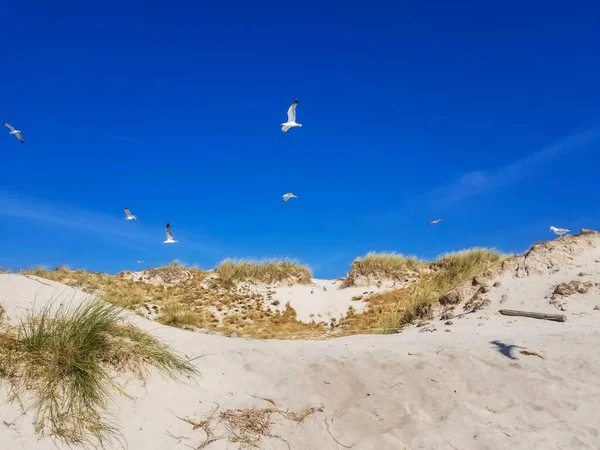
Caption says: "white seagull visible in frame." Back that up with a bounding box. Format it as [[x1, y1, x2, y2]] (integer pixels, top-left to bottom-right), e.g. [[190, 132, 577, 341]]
[[163, 223, 179, 244], [549, 226, 570, 238], [428, 219, 442, 226], [282, 193, 297, 202], [137, 260, 144, 264], [281, 98, 302, 132], [3, 122, 24, 143], [124, 207, 137, 220]]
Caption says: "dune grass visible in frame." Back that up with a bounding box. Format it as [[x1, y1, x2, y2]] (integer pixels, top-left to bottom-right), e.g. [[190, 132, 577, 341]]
[[216, 258, 312, 286], [0, 299, 197, 447], [340, 248, 507, 332], [26, 266, 158, 308], [157, 300, 215, 330], [220, 302, 328, 339], [341, 252, 425, 288], [23, 266, 324, 338], [21, 249, 505, 340]]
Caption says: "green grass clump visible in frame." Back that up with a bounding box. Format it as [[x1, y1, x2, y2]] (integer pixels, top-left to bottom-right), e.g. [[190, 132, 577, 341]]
[[340, 248, 506, 332], [341, 252, 425, 288], [0, 299, 197, 447], [216, 258, 312, 287]]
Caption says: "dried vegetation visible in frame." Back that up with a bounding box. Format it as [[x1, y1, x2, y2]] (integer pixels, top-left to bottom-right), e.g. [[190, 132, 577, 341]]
[[340, 248, 507, 332], [341, 252, 425, 288]]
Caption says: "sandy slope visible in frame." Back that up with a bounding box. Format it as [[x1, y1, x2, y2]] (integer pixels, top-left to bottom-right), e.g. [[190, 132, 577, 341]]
[[244, 277, 397, 323], [1, 237, 600, 449]]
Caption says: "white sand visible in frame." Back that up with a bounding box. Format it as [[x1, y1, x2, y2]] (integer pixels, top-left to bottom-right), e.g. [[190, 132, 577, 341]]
[[247, 278, 397, 323], [1, 235, 600, 449]]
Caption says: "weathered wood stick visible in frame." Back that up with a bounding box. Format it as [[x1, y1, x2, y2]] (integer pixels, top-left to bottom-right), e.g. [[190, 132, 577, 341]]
[[499, 309, 566, 322]]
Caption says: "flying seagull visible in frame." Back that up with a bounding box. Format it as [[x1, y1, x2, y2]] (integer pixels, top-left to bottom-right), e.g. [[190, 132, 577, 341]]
[[282, 193, 297, 202], [428, 219, 442, 226], [3, 122, 24, 143], [137, 260, 144, 264], [549, 226, 570, 238], [281, 99, 302, 132], [124, 207, 137, 220], [163, 223, 179, 244]]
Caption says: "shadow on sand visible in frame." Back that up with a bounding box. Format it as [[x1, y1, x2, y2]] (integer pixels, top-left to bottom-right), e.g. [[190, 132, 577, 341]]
[[490, 340, 523, 360]]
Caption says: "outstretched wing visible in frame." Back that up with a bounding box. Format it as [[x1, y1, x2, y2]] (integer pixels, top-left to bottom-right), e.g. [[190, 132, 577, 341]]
[[3, 122, 15, 132], [15, 132, 24, 143], [286, 99, 298, 123], [124, 207, 132, 218], [165, 223, 174, 240]]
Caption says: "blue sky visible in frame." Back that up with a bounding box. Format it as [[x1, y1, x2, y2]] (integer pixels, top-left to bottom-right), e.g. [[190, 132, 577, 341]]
[[1, 1, 599, 277]]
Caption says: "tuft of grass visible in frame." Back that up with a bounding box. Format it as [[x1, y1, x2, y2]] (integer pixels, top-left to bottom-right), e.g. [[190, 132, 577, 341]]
[[157, 301, 213, 330], [341, 252, 425, 288], [0, 299, 197, 447], [216, 258, 312, 287], [341, 248, 506, 332]]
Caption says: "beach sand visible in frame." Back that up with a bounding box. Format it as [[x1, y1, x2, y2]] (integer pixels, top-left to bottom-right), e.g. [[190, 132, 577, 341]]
[[1, 235, 599, 449]]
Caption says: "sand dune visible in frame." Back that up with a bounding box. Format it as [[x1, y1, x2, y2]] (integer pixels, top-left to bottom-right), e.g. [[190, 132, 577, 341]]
[[1, 234, 600, 449]]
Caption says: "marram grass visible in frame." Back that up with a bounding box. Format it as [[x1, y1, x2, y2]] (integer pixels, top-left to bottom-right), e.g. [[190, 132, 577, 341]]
[[0, 299, 198, 447]]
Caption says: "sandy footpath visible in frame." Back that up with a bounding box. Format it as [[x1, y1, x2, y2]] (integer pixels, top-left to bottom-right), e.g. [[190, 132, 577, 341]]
[[1, 236, 600, 449]]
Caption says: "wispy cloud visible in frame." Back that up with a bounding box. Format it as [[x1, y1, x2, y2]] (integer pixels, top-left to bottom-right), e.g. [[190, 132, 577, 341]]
[[0, 191, 227, 256], [427, 124, 600, 206]]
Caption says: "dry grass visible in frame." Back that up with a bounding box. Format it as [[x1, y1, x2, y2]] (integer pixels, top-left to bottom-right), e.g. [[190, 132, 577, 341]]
[[221, 302, 328, 340], [340, 248, 507, 332], [216, 258, 312, 287], [26, 266, 164, 309], [0, 299, 197, 447], [25, 265, 324, 339], [341, 252, 425, 288], [181, 397, 323, 448], [157, 300, 215, 330], [19, 249, 505, 340]]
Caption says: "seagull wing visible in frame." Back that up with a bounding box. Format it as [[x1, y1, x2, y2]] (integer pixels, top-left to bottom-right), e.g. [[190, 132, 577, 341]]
[[3, 122, 15, 132], [124, 207, 132, 218], [286, 99, 298, 123], [166, 223, 174, 240], [15, 132, 24, 143]]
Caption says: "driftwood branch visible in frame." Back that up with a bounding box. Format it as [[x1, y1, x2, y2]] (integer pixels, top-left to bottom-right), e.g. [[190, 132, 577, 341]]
[[499, 309, 566, 322]]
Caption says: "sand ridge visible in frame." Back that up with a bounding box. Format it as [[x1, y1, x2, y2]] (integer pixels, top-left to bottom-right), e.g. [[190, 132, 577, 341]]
[[1, 232, 600, 449]]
